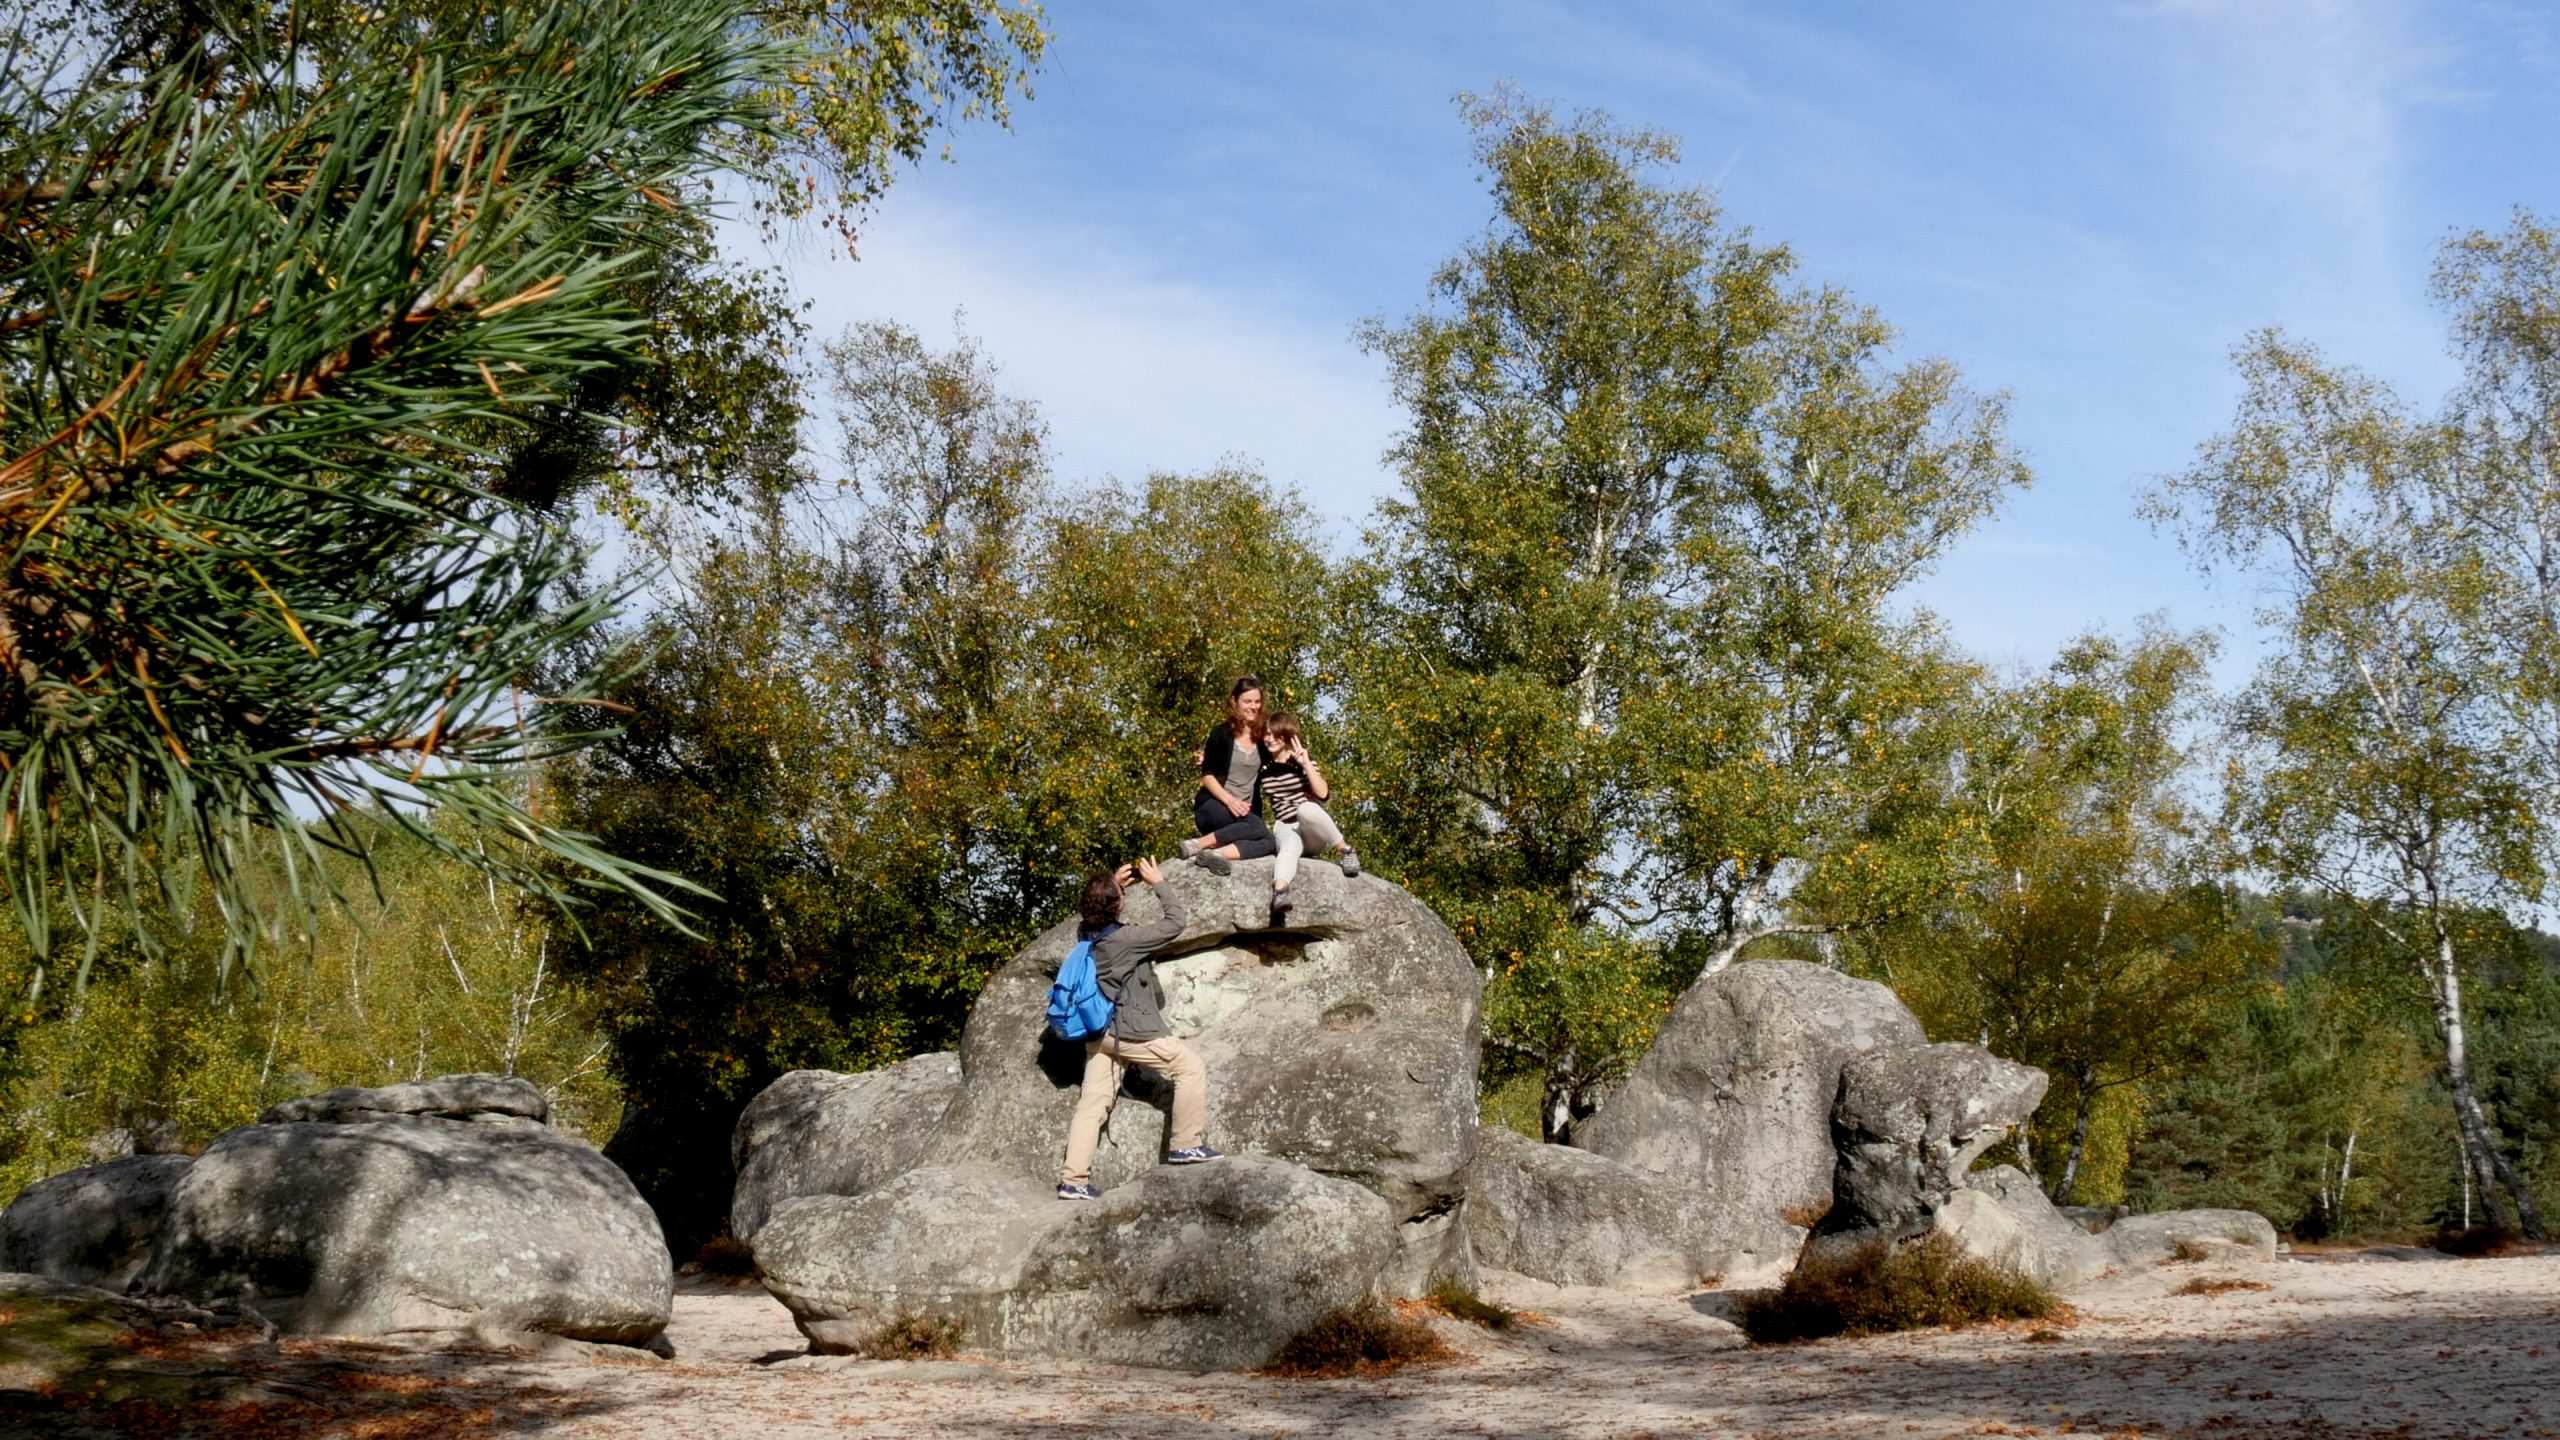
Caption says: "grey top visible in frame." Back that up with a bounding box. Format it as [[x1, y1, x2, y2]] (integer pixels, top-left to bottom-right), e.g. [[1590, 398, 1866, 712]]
[[1222, 736, 1261, 808], [1086, 882, 1189, 1041]]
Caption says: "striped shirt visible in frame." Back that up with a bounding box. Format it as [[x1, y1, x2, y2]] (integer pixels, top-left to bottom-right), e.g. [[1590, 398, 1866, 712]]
[[1263, 758, 1311, 822]]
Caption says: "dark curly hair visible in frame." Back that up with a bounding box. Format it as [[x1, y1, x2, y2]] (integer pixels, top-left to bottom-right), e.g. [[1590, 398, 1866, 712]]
[[1079, 870, 1122, 927]]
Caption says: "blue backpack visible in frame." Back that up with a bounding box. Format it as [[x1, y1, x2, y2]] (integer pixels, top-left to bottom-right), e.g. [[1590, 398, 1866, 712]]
[[1046, 925, 1120, 1041]]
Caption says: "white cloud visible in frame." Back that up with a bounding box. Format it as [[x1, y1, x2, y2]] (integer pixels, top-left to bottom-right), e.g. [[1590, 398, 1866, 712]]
[[2140, 0, 2452, 246], [723, 198, 1402, 546]]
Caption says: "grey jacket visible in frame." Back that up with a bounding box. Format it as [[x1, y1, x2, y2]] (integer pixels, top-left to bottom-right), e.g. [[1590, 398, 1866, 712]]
[[1085, 882, 1188, 1042]]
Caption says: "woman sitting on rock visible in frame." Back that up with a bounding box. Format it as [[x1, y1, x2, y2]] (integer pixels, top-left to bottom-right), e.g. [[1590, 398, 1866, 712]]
[[1261, 711, 1358, 917], [1176, 675, 1277, 874]]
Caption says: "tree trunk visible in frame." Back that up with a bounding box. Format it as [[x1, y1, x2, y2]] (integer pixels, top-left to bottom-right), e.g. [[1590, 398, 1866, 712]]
[[1541, 1048, 1580, 1145], [2052, 1064, 2097, 1205], [2425, 915, 2549, 1239], [1696, 872, 1772, 981]]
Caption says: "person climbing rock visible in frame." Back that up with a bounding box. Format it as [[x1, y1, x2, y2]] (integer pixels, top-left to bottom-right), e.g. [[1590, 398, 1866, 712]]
[[1057, 857, 1223, 1200]]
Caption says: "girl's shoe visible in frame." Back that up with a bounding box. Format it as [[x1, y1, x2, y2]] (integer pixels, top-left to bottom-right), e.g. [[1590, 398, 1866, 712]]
[[1270, 886, 1294, 916], [1192, 850, 1234, 876], [1176, 838, 1203, 860], [1338, 847, 1361, 878]]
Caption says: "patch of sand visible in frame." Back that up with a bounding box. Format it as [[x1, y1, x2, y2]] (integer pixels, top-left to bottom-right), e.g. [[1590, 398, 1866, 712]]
[[17, 1255, 2560, 1438]]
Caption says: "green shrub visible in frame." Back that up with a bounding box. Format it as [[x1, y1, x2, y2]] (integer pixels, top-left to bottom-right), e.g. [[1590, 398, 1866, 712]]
[[1735, 1233, 2061, 1344], [853, 1312, 966, 1360], [1424, 1280, 1518, 1330], [1259, 1299, 1455, 1377]]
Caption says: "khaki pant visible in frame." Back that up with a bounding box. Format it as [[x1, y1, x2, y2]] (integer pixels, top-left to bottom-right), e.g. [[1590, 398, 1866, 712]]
[[1060, 1033, 1208, 1184], [1272, 800, 1347, 889]]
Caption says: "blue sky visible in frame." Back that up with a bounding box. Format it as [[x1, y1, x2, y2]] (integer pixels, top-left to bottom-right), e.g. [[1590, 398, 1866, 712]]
[[726, 0, 2560, 677]]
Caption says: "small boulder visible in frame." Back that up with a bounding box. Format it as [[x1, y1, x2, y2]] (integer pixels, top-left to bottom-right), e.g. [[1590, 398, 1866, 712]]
[[1926, 1165, 2108, 1290], [755, 1155, 1395, 1371], [2103, 1208, 2282, 1269], [1830, 1042, 2048, 1231], [135, 1109, 670, 1344], [0, 1155, 194, 1291], [1464, 1126, 1798, 1291], [729, 1054, 961, 1243], [1577, 960, 1924, 1229], [260, 1073, 549, 1129]]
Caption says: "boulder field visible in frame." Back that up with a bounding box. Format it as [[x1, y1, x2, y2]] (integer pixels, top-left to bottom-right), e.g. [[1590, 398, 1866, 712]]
[[0, 864, 2282, 1368]]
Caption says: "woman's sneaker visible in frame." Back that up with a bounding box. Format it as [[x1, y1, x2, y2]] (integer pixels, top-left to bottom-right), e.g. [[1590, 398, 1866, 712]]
[[1192, 850, 1233, 876], [1338, 848, 1361, 878], [1165, 1146, 1225, 1165], [1270, 887, 1294, 916], [1056, 1181, 1100, 1201]]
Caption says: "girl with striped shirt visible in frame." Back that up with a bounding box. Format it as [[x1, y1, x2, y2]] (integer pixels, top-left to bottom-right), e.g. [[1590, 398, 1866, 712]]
[[1263, 711, 1359, 917]]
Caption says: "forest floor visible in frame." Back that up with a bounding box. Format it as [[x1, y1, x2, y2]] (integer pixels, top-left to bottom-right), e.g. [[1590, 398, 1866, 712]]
[[7, 1246, 2557, 1438]]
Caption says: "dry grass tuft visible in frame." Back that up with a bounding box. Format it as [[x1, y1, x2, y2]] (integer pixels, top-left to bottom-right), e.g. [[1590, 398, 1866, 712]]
[[1735, 1233, 2062, 1344], [2429, 1223, 2526, 1258], [2173, 1277, 2273, 1298], [2165, 1237, 2214, 1263], [852, 1312, 966, 1361], [686, 1234, 761, 1282], [1424, 1280, 1519, 1330], [1259, 1299, 1457, 1378]]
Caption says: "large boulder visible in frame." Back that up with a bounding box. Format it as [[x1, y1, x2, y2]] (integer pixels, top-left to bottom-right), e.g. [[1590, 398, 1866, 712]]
[[1829, 1042, 2048, 1231], [1577, 960, 1924, 1231], [134, 1104, 671, 1344], [0, 1155, 194, 1290], [918, 860, 1481, 1292], [2103, 1207, 2282, 1269], [754, 1155, 1394, 1371], [729, 1054, 961, 1242], [1464, 1126, 1799, 1291], [1925, 1164, 2108, 1290]]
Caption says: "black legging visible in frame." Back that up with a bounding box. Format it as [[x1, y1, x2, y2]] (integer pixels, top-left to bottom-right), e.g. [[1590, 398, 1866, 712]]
[[1191, 791, 1276, 859]]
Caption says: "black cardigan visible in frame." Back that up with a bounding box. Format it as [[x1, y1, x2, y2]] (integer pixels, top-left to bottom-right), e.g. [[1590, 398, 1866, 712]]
[[1198, 722, 1269, 812]]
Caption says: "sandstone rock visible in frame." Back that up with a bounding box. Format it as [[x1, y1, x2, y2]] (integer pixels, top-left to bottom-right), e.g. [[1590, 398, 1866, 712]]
[[755, 1155, 1395, 1371], [1928, 1164, 2108, 1290], [1830, 1043, 2048, 1231], [260, 1072, 549, 1129], [729, 1054, 961, 1242], [1577, 960, 1924, 1230], [920, 861, 1479, 1292], [0, 1155, 193, 1290], [1464, 1126, 1798, 1291], [135, 1110, 670, 1343], [2103, 1207, 2282, 1269], [2059, 1203, 2127, 1234]]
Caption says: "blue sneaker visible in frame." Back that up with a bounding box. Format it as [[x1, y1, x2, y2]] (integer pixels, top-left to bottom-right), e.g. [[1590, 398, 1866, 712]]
[[1056, 1181, 1099, 1201], [1165, 1146, 1225, 1165]]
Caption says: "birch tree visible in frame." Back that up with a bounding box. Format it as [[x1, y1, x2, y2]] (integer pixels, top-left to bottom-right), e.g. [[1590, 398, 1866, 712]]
[[2152, 331, 2550, 1239], [1337, 93, 2025, 1136]]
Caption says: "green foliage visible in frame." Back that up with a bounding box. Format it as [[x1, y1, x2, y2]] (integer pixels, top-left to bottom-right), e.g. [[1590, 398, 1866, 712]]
[[2149, 217, 2560, 1238], [1734, 1233, 2060, 1344], [547, 322, 1330, 1246], [0, 0, 781, 971], [1338, 91, 2024, 1138], [0, 820, 616, 1203], [1864, 622, 2264, 1203], [1259, 1299, 1454, 1378]]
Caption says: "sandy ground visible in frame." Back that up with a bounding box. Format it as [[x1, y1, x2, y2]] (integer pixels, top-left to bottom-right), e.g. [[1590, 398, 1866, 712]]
[[19, 1248, 2560, 1438]]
